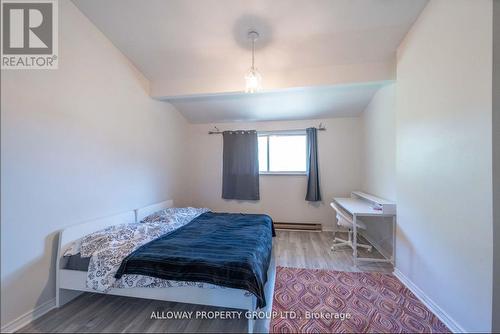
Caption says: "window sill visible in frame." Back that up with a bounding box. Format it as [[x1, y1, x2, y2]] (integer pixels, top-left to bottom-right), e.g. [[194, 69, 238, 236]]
[[259, 172, 307, 176]]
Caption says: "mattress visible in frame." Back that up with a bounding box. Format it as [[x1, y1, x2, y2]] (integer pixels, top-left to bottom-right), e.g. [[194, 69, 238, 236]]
[[62, 252, 246, 292], [64, 253, 90, 271]]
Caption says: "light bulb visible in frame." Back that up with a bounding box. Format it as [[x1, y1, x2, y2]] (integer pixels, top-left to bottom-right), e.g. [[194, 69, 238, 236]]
[[245, 68, 262, 93]]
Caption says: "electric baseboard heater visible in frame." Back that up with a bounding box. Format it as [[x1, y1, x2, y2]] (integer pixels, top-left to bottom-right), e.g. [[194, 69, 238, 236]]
[[274, 222, 322, 231]]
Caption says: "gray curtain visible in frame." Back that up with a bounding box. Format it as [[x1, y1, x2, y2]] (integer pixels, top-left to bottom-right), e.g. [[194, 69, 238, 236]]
[[222, 130, 260, 200], [305, 127, 321, 201]]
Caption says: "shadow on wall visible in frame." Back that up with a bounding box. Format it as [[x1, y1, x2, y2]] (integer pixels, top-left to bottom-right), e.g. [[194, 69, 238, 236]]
[[223, 199, 260, 205], [220, 198, 323, 211], [1, 231, 59, 329], [394, 225, 415, 274], [361, 216, 394, 258], [307, 201, 322, 209]]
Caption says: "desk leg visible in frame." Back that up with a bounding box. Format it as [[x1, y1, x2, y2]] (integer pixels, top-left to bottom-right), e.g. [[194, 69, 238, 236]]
[[353, 214, 358, 267]]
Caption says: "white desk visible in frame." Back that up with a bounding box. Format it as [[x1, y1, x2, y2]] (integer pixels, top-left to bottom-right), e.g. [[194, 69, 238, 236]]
[[332, 193, 396, 266], [333, 198, 389, 217]]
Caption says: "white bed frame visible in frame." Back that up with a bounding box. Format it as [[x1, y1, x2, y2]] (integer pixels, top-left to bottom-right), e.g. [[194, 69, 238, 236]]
[[56, 200, 276, 333]]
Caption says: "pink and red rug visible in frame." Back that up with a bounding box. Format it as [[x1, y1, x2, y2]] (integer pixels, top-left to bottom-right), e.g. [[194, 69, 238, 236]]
[[271, 267, 450, 333]]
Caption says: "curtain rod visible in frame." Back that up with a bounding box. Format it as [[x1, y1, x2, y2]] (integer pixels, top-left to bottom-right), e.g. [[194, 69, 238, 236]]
[[208, 123, 326, 135]]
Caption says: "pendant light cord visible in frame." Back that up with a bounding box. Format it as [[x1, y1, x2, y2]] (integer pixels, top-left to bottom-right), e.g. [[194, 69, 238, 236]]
[[251, 37, 255, 70]]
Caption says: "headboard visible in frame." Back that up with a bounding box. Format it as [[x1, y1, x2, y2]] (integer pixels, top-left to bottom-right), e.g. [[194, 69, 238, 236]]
[[57, 200, 174, 258], [56, 209, 135, 304], [135, 199, 174, 222], [58, 210, 136, 253]]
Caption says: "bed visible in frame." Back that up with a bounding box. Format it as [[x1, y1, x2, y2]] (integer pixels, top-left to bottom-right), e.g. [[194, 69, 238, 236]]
[[56, 200, 276, 333]]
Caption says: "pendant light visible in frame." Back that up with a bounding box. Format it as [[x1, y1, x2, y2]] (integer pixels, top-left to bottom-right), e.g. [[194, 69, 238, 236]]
[[244, 31, 262, 93]]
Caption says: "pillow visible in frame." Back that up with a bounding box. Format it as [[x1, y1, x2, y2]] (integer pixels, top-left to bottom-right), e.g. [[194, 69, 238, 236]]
[[63, 238, 83, 257], [140, 209, 167, 224], [141, 207, 210, 225]]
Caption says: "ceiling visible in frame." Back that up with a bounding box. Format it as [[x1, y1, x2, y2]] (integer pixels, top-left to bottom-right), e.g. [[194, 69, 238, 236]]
[[165, 82, 389, 123], [72, 0, 425, 122], [73, 0, 426, 92]]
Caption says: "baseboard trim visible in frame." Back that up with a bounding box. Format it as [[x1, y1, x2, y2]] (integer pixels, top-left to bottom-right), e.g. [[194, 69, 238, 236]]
[[1, 297, 56, 333], [393, 268, 465, 333]]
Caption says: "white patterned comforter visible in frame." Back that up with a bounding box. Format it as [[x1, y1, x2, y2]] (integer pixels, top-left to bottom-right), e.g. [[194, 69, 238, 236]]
[[69, 207, 220, 292]]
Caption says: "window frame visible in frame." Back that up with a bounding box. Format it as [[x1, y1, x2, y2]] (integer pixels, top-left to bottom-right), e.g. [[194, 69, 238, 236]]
[[258, 130, 308, 176]]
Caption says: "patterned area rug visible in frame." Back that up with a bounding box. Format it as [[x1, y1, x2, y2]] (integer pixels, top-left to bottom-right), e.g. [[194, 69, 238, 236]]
[[271, 267, 450, 333]]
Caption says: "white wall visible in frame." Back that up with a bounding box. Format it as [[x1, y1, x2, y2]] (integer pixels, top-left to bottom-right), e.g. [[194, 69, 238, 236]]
[[492, 0, 500, 331], [361, 84, 396, 201], [0, 1, 188, 329], [360, 84, 396, 256], [186, 118, 363, 230], [395, 0, 493, 332]]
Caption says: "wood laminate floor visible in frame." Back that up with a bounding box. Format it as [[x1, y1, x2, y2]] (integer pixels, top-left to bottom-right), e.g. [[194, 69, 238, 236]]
[[19, 231, 393, 333]]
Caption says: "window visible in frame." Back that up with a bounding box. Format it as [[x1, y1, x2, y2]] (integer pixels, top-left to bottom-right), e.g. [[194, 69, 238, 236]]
[[258, 131, 307, 174]]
